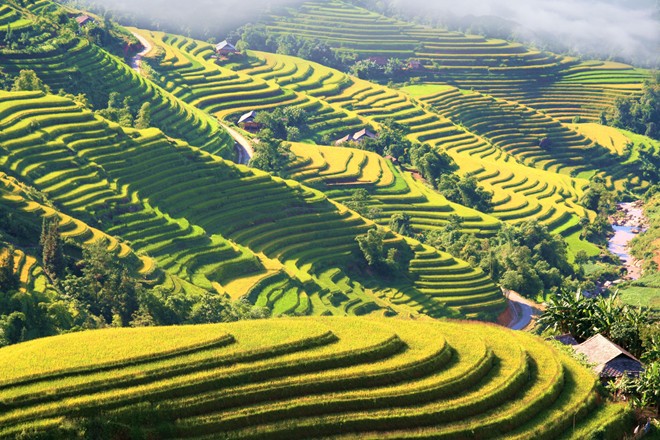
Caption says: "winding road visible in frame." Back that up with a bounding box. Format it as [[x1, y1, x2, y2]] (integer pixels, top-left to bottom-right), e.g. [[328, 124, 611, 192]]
[[220, 122, 255, 165], [503, 289, 545, 331], [130, 31, 153, 74], [129, 32, 254, 165]]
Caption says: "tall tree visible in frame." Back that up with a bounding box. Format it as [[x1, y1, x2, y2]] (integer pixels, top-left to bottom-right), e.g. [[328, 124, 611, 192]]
[[40, 219, 64, 281], [0, 247, 18, 292], [11, 70, 51, 93], [134, 102, 151, 129]]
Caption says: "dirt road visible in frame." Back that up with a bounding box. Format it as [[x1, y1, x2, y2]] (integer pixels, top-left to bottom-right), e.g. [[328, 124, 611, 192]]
[[502, 289, 545, 331], [130, 32, 153, 74], [220, 122, 255, 165]]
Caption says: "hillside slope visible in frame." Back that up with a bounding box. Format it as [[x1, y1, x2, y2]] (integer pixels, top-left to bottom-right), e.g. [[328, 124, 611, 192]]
[[0, 317, 631, 439], [0, 0, 234, 157], [136, 33, 646, 255], [0, 90, 504, 318], [262, 0, 648, 122]]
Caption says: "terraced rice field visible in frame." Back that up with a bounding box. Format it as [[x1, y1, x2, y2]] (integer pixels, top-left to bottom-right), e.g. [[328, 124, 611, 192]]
[[263, 0, 648, 122], [0, 317, 629, 439], [137, 36, 611, 254], [0, 90, 504, 318], [414, 86, 644, 191], [0, 6, 233, 157], [285, 143, 501, 236], [135, 30, 366, 142]]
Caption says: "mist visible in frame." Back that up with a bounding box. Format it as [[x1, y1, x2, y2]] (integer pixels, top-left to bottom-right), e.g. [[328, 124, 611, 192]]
[[386, 0, 659, 67], [60, 0, 304, 41], [63, 0, 659, 67]]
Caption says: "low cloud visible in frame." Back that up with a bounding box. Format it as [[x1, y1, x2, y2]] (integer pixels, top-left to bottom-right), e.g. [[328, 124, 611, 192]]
[[390, 0, 659, 66], [71, 0, 659, 66]]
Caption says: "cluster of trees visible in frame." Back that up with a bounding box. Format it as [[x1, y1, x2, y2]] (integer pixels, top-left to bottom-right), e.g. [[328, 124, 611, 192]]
[[346, 121, 492, 212], [2, 2, 138, 58], [539, 290, 659, 410], [1, 4, 69, 51], [248, 133, 294, 177], [355, 227, 411, 275], [423, 217, 573, 298], [254, 106, 308, 141], [7, 71, 151, 130], [607, 73, 659, 140], [97, 92, 151, 129], [630, 188, 660, 276], [579, 175, 617, 246], [349, 58, 407, 80], [344, 188, 382, 220], [637, 146, 660, 185], [0, 214, 270, 347], [232, 24, 350, 70], [437, 174, 494, 213], [233, 24, 410, 80]]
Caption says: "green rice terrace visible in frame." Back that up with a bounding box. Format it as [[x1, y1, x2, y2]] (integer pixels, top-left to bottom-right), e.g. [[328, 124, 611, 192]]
[[0, 0, 658, 437], [261, 0, 650, 123], [0, 90, 503, 317], [0, 317, 631, 439], [136, 32, 647, 255]]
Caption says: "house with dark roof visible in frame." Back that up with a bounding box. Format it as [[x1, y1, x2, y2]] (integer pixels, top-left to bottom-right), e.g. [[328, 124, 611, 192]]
[[216, 40, 239, 57], [335, 128, 377, 146], [238, 110, 261, 132], [573, 334, 644, 380], [75, 15, 94, 27]]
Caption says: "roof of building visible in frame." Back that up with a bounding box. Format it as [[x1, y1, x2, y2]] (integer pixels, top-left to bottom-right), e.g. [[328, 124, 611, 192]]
[[334, 135, 351, 145], [335, 128, 377, 145], [216, 40, 238, 52], [353, 128, 376, 140], [238, 110, 257, 124], [573, 334, 643, 378], [75, 15, 93, 25]]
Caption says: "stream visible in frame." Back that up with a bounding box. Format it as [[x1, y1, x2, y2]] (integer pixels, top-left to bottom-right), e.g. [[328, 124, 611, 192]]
[[607, 202, 645, 280]]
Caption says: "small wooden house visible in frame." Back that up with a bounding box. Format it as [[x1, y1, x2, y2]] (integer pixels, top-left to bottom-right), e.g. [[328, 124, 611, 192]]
[[352, 128, 376, 143], [335, 128, 377, 146], [75, 15, 94, 27], [216, 40, 239, 57], [238, 111, 260, 132], [573, 334, 644, 380]]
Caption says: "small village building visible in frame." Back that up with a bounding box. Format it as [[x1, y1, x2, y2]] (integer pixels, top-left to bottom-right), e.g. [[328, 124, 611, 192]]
[[75, 15, 94, 27], [573, 334, 644, 381], [335, 128, 377, 146], [335, 134, 351, 145], [238, 110, 261, 132], [216, 40, 239, 57]]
